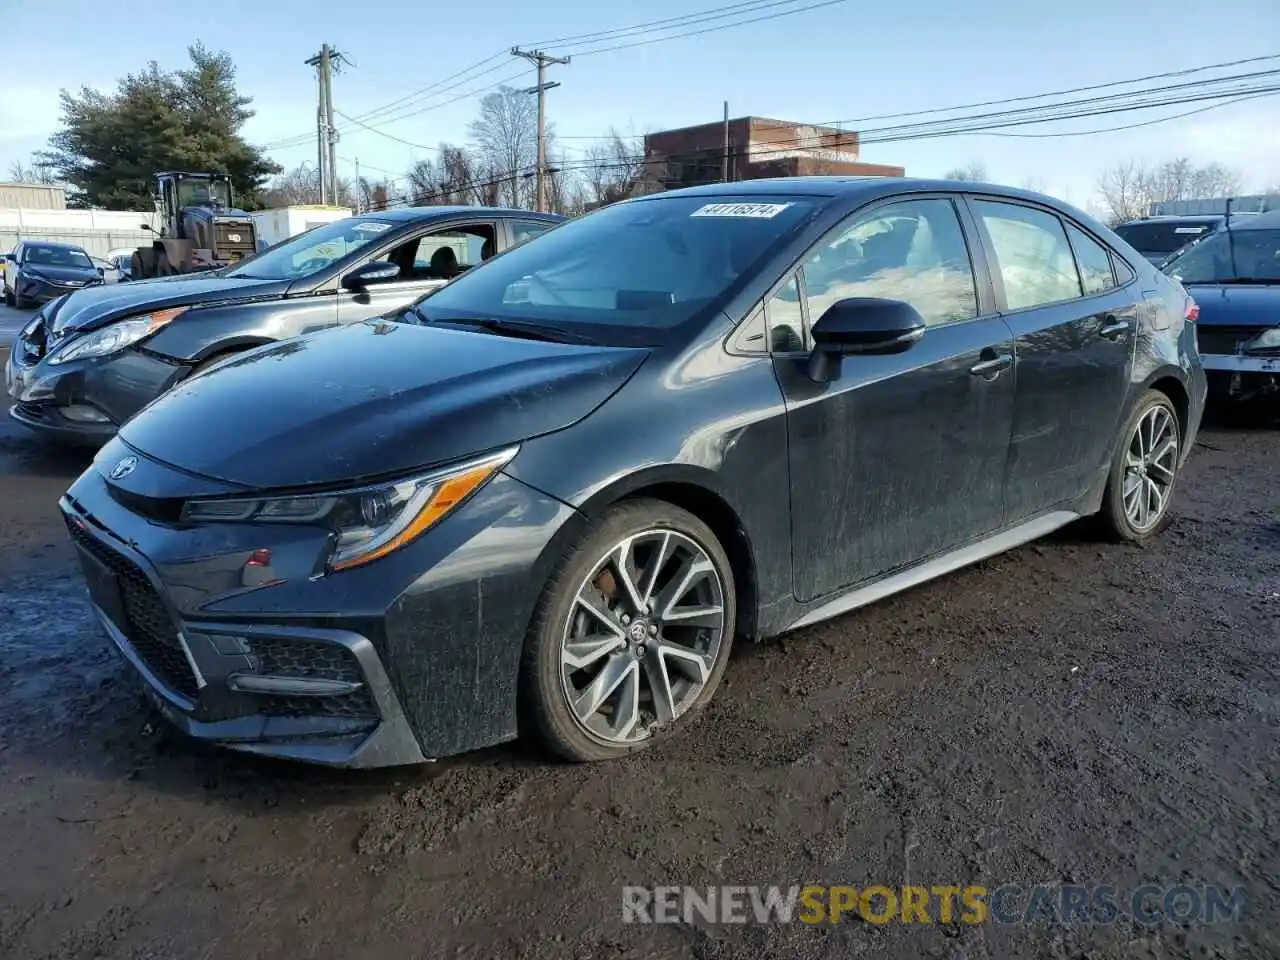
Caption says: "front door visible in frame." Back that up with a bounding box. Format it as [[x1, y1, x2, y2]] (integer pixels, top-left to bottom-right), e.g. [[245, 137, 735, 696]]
[[966, 199, 1135, 520], [772, 196, 1017, 602], [336, 222, 496, 325]]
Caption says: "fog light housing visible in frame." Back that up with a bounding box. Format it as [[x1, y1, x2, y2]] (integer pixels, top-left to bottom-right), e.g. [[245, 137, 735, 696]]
[[61, 405, 111, 423]]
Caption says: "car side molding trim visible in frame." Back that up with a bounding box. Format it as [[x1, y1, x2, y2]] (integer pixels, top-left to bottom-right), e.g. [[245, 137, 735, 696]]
[[784, 510, 1081, 633]]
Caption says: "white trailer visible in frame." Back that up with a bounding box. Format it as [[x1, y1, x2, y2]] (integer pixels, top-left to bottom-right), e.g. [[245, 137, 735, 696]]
[[249, 205, 353, 250]]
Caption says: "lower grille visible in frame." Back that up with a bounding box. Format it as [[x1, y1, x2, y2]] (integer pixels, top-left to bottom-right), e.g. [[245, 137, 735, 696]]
[[66, 518, 199, 699], [1198, 326, 1263, 356], [14, 402, 45, 421], [246, 635, 378, 720]]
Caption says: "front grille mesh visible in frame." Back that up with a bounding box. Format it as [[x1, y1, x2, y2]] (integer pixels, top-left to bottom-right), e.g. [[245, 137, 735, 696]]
[[66, 517, 199, 699], [1197, 326, 1262, 356], [247, 636, 378, 720]]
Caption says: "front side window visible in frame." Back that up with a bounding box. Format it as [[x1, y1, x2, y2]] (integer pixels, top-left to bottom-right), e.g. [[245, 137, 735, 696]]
[[1065, 223, 1116, 296], [418, 196, 816, 345], [974, 200, 1082, 310], [1162, 228, 1280, 284], [800, 197, 979, 328], [226, 218, 395, 281], [411, 227, 493, 279]]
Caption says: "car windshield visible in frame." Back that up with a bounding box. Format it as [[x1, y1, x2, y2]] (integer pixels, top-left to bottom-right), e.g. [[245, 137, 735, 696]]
[[1162, 229, 1280, 284], [225, 217, 389, 281], [25, 246, 93, 268], [1114, 220, 1219, 255], [417, 196, 816, 344]]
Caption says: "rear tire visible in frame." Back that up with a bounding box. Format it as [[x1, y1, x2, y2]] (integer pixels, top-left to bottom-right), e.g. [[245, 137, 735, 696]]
[[3, 285, 13, 307], [131, 249, 156, 280], [520, 498, 736, 762], [1098, 389, 1182, 541], [156, 252, 176, 276]]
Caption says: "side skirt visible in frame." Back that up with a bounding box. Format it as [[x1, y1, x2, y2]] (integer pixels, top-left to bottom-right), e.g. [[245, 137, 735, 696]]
[[783, 510, 1080, 633]]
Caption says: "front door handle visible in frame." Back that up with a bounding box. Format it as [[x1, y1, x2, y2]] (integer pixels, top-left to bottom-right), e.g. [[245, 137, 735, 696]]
[[1099, 317, 1131, 340], [970, 353, 1013, 378]]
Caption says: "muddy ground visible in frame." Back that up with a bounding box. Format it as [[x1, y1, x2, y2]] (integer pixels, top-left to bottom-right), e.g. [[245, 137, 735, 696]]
[[0, 343, 1276, 958]]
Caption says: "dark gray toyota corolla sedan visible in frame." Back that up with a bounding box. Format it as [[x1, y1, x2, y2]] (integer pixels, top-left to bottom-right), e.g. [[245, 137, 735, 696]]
[[61, 177, 1206, 767]]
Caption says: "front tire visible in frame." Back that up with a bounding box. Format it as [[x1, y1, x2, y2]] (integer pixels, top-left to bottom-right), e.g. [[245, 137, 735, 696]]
[[1099, 389, 1182, 541], [520, 499, 736, 762]]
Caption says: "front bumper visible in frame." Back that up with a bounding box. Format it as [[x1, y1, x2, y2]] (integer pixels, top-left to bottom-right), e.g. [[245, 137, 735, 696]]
[[6, 342, 187, 445], [17, 276, 101, 304], [60, 444, 577, 766]]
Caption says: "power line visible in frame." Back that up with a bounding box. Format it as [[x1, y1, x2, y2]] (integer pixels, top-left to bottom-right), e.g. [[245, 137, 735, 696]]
[[564, 0, 851, 57], [526, 0, 812, 47], [980, 91, 1276, 138]]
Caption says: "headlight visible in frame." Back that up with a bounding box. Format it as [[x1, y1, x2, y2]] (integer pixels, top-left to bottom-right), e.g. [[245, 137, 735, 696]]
[[1247, 327, 1280, 351], [22, 269, 47, 281], [180, 447, 517, 572], [46, 307, 186, 365]]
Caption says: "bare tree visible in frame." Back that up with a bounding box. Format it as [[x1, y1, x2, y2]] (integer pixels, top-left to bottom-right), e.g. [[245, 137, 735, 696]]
[[581, 130, 645, 208], [260, 163, 353, 209], [469, 86, 540, 208], [944, 160, 988, 182], [8, 158, 58, 184], [1096, 158, 1245, 224]]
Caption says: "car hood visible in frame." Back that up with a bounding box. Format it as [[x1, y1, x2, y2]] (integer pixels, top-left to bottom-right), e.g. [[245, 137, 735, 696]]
[[1186, 284, 1280, 327], [45, 273, 291, 334], [119, 319, 649, 489], [23, 263, 100, 283]]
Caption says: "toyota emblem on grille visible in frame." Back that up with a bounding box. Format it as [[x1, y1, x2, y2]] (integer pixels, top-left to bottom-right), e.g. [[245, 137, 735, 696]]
[[109, 456, 138, 480]]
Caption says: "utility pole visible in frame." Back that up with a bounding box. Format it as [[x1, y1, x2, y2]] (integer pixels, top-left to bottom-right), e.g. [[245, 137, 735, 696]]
[[722, 101, 730, 182], [315, 105, 328, 205], [353, 157, 361, 214], [307, 44, 345, 206], [511, 47, 570, 213]]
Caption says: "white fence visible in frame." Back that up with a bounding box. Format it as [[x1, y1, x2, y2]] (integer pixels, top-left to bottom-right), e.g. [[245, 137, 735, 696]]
[[0, 207, 163, 260]]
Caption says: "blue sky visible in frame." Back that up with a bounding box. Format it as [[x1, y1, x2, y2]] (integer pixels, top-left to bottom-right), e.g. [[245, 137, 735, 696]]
[[2, 0, 1277, 213]]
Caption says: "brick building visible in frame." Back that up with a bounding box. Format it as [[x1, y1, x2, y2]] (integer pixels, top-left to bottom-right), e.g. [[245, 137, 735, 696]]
[[638, 116, 905, 193]]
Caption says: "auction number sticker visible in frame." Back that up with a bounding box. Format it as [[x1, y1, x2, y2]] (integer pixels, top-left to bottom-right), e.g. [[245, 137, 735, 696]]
[[691, 202, 793, 219], [353, 222, 392, 233]]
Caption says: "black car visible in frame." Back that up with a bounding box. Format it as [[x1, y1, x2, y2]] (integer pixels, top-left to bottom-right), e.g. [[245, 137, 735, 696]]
[[5, 207, 563, 444], [1113, 215, 1230, 265], [1161, 209, 1280, 403], [3, 240, 105, 307], [61, 177, 1205, 767]]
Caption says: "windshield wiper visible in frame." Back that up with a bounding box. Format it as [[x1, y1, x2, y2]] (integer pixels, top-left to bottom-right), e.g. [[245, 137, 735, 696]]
[[426, 315, 598, 345]]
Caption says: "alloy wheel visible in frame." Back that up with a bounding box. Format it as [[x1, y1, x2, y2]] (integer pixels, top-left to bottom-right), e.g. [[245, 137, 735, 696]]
[[1122, 404, 1179, 532], [559, 528, 726, 745]]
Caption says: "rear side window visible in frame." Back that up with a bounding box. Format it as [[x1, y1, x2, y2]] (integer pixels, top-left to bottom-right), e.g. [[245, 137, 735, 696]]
[[1065, 223, 1116, 296], [973, 200, 1082, 310], [511, 220, 555, 246]]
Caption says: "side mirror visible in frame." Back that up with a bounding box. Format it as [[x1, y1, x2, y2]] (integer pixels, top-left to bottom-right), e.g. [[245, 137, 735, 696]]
[[342, 260, 400, 290], [140, 223, 154, 232], [96, 267, 105, 277], [807, 297, 926, 382]]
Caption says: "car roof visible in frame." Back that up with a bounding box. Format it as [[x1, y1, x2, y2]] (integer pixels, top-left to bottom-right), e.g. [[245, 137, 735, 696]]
[[1121, 215, 1226, 225], [22, 240, 88, 251], [355, 206, 565, 223], [633, 176, 1102, 222], [1225, 209, 1280, 231]]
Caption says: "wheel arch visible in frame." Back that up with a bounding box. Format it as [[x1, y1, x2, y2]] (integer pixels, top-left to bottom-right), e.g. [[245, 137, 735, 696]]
[[188, 336, 275, 369], [532, 465, 760, 643], [1142, 367, 1191, 444]]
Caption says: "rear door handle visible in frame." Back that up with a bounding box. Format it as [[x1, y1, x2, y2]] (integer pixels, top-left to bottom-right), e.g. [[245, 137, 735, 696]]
[[970, 353, 1013, 377], [1099, 317, 1131, 340]]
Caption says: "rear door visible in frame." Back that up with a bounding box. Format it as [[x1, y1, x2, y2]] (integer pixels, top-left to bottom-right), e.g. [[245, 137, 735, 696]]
[[772, 195, 1018, 602], [335, 220, 498, 325], [966, 198, 1136, 521]]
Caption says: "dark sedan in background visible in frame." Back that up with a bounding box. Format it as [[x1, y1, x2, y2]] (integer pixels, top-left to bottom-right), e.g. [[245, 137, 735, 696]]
[[1162, 210, 1280, 404], [6, 207, 563, 444], [60, 177, 1204, 768], [3, 240, 105, 307]]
